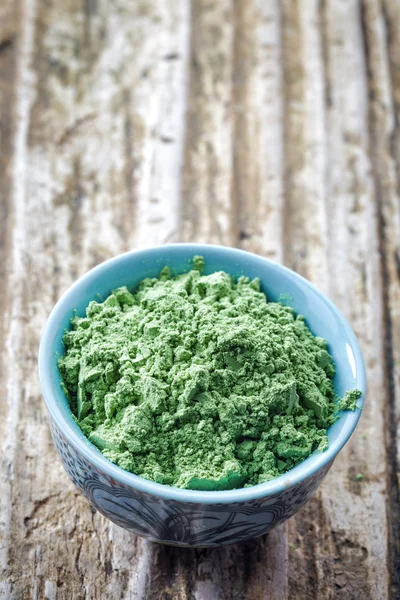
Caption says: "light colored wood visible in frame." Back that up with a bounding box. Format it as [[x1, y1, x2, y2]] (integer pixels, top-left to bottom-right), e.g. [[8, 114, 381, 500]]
[[0, 0, 399, 598], [181, 0, 235, 245], [286, 1, 389, 597], [232, 0, 284, 263], [362, 0, 400, 594]]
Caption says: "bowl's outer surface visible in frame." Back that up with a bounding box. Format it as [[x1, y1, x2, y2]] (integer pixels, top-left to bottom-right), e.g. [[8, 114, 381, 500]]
[[39, 244, 366, 546], [50, 416, 334, 546]]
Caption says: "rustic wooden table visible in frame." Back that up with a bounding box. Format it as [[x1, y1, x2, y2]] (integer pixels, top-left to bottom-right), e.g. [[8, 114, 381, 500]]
[[1, 0, 399, 598]]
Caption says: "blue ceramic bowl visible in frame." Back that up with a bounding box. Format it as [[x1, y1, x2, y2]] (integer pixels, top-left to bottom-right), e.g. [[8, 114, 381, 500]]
[[39, 244, 366, 547]]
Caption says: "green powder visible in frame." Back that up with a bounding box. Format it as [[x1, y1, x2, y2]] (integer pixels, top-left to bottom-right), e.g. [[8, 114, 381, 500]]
[[337, 389, 362, 412], [58, 256, 361, 490]]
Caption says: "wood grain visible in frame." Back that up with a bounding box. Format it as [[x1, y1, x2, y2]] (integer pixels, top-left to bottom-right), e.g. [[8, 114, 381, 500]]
[[285, 2, 389, 596], [361, 1, 400, 594], [0, 0, 399, 598]]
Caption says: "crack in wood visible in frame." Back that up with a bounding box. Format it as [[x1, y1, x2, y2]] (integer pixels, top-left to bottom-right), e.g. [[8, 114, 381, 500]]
[[57, 113, 97, 146], [0, 37, 14, 53]]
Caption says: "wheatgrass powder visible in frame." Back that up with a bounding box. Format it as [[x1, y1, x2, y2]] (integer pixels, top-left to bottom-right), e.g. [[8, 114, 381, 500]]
[[58, 256, 361, 490]]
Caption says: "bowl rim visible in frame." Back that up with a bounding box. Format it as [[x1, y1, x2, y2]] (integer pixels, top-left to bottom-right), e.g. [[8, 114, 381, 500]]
[[38, 243, 366, 504]]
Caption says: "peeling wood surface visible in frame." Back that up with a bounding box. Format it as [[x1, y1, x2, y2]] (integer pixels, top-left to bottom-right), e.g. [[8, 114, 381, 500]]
[[0, 0, 399, 598]]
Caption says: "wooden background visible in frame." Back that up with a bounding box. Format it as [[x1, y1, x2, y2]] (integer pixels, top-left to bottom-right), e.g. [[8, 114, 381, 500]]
[[0, 0, 399, 598]]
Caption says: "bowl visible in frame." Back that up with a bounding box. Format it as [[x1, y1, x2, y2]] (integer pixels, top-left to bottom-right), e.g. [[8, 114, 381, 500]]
[[38, 244, 366, 547]]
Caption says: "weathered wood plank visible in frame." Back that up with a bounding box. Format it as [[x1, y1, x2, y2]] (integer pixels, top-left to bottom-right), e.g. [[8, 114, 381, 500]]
[[281, 0, 328, 290], [232, 0, 284, 263], [0, 0, 17, 390], [284, 2, 387, 598], [361, 0, 400, 594], [312, 2, 389, 596], [127, 0, 191, 249], [0, 0, 19, 597], [0, 1, 38, 598], [181, 0, 235, 245]]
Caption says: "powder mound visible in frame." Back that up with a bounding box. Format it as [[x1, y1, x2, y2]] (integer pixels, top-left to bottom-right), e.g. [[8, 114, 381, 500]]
[[59, 257, 360, 490]]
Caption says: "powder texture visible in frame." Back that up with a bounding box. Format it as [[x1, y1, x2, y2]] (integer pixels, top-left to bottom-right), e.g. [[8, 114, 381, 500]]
[[337, 389, 362, 412], [59, 257, 360, 490]]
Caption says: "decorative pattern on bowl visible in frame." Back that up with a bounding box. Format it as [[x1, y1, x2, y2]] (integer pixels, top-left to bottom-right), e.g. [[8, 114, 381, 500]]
[[50, 418, 333, 547]]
